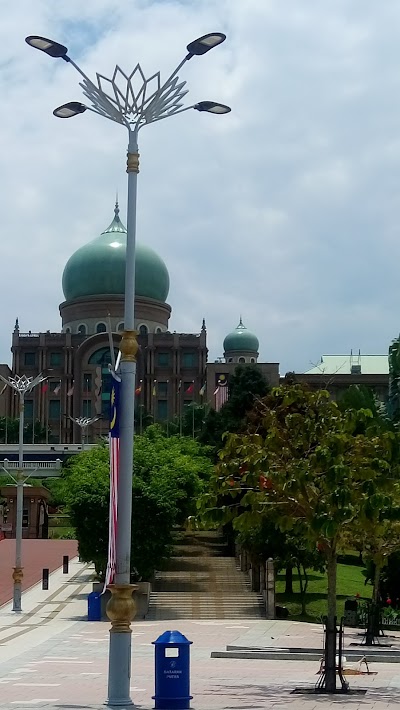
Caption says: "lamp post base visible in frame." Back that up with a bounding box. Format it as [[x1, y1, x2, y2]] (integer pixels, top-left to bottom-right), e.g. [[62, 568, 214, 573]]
[[12, 567, 24, 612], [106, 584, 137, 707]]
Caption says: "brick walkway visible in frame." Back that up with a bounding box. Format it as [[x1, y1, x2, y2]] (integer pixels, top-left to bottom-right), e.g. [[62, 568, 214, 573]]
[[0, 539, 78, 606], [0, 563, 400, 709]]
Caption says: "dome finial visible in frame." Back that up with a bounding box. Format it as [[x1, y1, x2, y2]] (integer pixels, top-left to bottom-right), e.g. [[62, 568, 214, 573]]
[[239, 314, 243, 326], [115, 190, 119, 218]]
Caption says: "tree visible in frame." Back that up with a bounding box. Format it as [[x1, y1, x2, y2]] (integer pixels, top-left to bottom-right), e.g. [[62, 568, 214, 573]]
[[132, 425, 214, 524], [62, 426, 214, 579], [234, 517, 323, 612], [200, 365, 270, 453], [0, 417, 47, 443], [62, 443, 175, 579], [389, 335, 400, 423], [204, 384, 400, 692]]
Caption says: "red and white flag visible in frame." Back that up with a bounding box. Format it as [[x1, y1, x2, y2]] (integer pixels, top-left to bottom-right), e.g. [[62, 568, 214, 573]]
[[215, 378, 229, 412], [104, 375, 120, 591]]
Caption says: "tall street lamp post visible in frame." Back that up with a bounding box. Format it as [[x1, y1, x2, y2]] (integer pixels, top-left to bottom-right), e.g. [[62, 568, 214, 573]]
[[0, 373, 47, 612], [26, 31, 230, 706], [69, 415, 100, 450]]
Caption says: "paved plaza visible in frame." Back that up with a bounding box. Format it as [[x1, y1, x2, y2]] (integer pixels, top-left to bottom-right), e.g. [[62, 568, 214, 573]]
[[0, 557, 400, 708]]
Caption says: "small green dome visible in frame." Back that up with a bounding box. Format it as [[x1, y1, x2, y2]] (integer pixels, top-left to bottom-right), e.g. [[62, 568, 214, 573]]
[[223, 318, 259, 353], [62, 204, 170, 302]]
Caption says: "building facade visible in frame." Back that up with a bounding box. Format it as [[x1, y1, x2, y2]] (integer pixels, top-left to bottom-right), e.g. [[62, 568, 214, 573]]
[[2, 202, 391, 445]]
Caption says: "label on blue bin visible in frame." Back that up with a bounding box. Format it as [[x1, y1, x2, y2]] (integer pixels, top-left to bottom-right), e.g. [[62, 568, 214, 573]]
[[164, 661, 182, 680]]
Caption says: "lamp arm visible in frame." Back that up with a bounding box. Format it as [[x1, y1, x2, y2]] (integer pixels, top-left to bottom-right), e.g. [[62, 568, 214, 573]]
[[141, 104, 194, 129], [0, 374, 10, 388]]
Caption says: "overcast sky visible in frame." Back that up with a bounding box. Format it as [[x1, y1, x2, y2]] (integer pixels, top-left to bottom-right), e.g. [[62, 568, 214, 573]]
[[1, 0, 400, 374]]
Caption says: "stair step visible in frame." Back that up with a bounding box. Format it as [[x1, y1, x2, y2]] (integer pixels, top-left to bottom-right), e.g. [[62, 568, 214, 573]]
[[147, 530, 264, 621]]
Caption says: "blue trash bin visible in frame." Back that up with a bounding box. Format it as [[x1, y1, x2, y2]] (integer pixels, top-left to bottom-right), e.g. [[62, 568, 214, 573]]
[[152, 630, 193, 709], [87, 591, 101, 621]]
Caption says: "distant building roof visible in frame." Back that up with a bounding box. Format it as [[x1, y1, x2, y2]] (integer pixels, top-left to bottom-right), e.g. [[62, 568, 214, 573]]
[[305, 354, 388, 376]]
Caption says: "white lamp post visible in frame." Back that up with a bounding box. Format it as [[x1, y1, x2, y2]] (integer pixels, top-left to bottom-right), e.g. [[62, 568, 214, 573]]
[[0, 373, 47, 612], [26, 31, 230, 706], [69, 415, 100, 450]]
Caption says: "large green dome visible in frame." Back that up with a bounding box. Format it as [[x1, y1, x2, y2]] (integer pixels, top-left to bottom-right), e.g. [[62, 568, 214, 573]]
[[62, 205, 170, 302], [223, 318, 259, 353]]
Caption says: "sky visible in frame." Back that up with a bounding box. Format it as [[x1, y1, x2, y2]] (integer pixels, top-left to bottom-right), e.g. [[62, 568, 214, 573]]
[[1, 0, 400, 374]]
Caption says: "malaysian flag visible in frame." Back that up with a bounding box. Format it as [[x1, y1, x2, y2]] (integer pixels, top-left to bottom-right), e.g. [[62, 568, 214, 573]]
[[104, 374, 121, 591], [214, 374, 229, 412]]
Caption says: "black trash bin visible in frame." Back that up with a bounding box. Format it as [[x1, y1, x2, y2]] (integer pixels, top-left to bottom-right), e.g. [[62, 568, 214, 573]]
[[344, 598, 358, 626]]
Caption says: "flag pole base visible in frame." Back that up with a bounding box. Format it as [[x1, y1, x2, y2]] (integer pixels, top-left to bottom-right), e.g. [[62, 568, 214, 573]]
[[106, 584, 137, 706]]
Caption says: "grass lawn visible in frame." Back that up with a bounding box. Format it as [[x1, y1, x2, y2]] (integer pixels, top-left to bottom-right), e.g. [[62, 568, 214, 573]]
[[276, 552, 372, 622]]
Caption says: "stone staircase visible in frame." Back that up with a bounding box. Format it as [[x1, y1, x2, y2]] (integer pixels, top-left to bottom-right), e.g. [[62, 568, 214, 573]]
[[146, 530, 264, 620]]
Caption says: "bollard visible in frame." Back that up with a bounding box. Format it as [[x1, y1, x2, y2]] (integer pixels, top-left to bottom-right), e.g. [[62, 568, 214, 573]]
[[42, 568, 49, 590], [63, 555, 69, 574], [153, 630, 192, 710]]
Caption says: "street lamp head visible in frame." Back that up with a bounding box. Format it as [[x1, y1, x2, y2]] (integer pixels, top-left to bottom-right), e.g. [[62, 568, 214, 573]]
[[186, 32, 226, 57], [25, 35, 69, 59], [194, 101, 231, 114], [53, 101, 87, 118]]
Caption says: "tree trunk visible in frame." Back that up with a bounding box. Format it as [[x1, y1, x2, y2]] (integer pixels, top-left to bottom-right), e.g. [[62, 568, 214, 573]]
[[297, 563, 307, 616], [325, 549, 337, 693], [285, 564, 293, 594], [372, 564, 382, 604]]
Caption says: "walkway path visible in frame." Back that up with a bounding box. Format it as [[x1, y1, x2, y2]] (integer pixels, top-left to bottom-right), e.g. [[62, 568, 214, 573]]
[[0, 566, 399, 708], [0, 539, 78, 606]]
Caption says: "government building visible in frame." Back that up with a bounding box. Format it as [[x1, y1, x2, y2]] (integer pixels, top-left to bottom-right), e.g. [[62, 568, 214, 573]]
[[0, 202, 390, 444]]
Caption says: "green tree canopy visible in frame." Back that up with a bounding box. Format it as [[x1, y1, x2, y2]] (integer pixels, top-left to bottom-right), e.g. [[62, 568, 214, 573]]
[[203, 384, 400, 691], [62, 426, 214, 579], [200, 365, 270, 453]]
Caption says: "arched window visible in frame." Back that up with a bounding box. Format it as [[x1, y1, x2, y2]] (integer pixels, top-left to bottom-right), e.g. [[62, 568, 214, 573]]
[[77, 324, 87, 335], [88, 347, 119, 366], [155, 327, 162, 334], [228, 357, 233, 363], [139, 324, 148, 335], [65, 327, 71, 334], [117, 321, 124, 331], [250, 357, 256, 363], [238, 357, 245, 363], [96, 322, 107, 333]]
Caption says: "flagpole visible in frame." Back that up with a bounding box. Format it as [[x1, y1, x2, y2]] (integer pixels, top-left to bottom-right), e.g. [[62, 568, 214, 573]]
[[45, 385, 49, 445], [32, 393, 35, 445], [58, 381, 62, 443], [166, 379, 169, 437], [179, 380, 182, 436]]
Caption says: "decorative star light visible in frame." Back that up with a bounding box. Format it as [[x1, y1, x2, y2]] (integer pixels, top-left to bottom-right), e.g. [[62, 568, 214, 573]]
[[79, 64, 188, 128], [0, 373, 46, 394], [70, 415, 100, 427]]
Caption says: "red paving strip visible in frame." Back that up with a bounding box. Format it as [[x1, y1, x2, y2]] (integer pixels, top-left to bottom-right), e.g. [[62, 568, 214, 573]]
[[0, 539, 78, 606]]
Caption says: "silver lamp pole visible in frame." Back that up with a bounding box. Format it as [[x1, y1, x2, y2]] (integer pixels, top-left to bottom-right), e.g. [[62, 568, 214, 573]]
[[0, 372, 47, 612], [69, 415, 100, 450], [26, 31, 230, 707]]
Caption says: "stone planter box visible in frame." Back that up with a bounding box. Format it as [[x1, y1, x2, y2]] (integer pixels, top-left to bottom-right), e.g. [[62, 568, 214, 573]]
[[92, 581, 151, 620]]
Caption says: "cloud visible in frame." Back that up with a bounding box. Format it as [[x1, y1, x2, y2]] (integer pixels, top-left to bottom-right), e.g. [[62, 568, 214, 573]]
[[1, 0, 400, 375]]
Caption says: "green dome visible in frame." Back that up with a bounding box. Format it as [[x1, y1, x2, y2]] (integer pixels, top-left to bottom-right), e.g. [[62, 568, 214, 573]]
[[223, 318, 259, 353], [62, 204, 170, 302]]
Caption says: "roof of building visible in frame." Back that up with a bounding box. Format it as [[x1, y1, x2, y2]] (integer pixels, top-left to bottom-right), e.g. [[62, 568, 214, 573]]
[[62, 203, 170, 303], [223, 317, 259, 353], [305, 354, 388, 376]]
